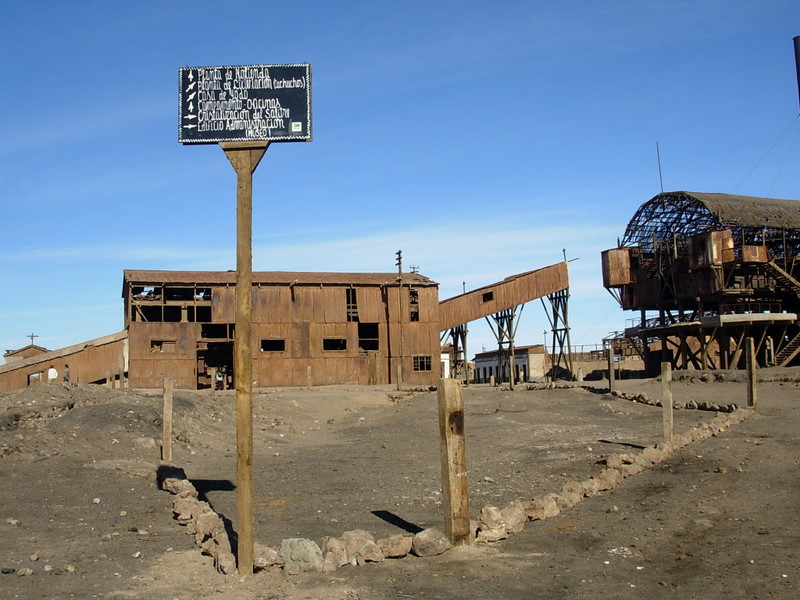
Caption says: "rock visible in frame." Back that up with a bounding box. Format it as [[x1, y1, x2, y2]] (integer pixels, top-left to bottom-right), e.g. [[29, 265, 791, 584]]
[[16, 567, 33, 577], [377, 534, 413, 559], [279, 538, 323, 575], [341, 529, 384, 565], [500, 501, 527, 534], [320, 536, 349, 572], [557, 482, 584, 508], [581, 478, 600, 497], [215, 550, 236, 575], [476, 505, 507, 543], [163, 478, 198, 498], [523, 495, 560, 520], [412, 528, 452, 557], [254, 544, 284, 570], [594, 468, 622, 491], [617, 462, 644, 478]]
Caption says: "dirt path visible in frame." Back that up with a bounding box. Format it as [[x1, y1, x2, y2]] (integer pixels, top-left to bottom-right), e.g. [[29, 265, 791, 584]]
[[0, 376, 797, 599]]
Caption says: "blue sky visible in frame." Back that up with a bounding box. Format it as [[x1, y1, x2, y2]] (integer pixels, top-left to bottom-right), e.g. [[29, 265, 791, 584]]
[[2, 1, 800, 359]]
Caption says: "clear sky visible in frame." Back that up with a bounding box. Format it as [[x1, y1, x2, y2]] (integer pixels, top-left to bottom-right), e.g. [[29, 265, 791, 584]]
[[2, 1, 800, 359]]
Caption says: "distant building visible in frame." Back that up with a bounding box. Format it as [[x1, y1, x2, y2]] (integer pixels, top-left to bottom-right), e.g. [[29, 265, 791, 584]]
[[473, 345, 547, 383], [3, 344, 49, 365]]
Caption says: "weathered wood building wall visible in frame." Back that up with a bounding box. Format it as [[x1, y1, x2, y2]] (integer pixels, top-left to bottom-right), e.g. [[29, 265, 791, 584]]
[[123, 270, 440, 389], [0, 332, 127, 394]]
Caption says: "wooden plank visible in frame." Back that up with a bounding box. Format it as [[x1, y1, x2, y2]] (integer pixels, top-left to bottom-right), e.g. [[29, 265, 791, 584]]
[[162, 377, 174, 462]]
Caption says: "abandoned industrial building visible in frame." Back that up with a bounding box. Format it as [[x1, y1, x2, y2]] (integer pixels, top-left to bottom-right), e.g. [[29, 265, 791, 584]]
[[602, 191, 800, 373], [0, 262, 571, 393]]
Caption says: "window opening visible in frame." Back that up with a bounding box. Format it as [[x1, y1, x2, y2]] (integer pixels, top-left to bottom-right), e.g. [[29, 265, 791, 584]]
[[409, 288, 419, 322], [357, 323, 379, 351], [151, 340, 176, 353], [482, 291, 494, 302], [323, 338, 347, 351], [202, 324, 233, 339], [261, 339, 286, 352], [346, 287, 359, 322], [413, 355, 432, 372]]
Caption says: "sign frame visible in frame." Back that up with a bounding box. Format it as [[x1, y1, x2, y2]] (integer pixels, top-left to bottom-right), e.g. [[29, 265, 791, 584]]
[[179, 63, 312, 144]]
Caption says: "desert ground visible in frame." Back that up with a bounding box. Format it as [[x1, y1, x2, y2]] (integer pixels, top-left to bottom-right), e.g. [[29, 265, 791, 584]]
[[1, 370, 798, 599]]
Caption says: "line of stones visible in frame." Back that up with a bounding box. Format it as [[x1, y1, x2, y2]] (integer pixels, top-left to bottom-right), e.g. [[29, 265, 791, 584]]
[[158, 406, 752, 576]]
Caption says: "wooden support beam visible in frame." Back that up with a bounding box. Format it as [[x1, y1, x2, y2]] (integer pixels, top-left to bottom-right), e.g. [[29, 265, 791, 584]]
[[746, 337, 758, 409]]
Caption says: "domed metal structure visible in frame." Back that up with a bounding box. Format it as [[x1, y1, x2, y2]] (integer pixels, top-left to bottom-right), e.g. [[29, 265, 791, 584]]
[[602, 191, 800, 372]]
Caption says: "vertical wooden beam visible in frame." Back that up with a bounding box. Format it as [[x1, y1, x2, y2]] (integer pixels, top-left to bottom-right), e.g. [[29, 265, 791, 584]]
[[746, 337, 758, 409], [162, 377, 174, 462], [660, 362, 673, 443], [222, 141, 269, 576], [438, 378, 470, 545], [607, 345, 615, 393]]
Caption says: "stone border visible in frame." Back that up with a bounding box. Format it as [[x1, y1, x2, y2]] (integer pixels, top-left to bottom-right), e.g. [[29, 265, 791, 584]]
[[157, 406, 754, 575]]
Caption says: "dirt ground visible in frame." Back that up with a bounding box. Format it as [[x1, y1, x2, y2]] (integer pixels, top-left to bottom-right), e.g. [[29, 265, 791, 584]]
[[1, 371, 798, 599]]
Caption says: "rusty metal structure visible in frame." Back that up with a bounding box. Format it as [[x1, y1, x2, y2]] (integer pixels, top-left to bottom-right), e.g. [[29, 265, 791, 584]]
[[439, 262, 572, 384], [602, 191, 800, 373]]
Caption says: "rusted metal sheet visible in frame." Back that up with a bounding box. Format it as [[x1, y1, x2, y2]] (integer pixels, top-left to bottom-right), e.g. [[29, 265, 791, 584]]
[[438, 262, 569, 331]]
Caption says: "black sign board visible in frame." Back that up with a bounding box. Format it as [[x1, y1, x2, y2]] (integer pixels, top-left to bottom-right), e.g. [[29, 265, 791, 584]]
[[179, 64, 312, 144]]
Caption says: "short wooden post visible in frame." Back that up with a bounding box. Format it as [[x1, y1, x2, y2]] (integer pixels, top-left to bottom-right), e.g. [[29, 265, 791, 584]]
[[607, 348, 615, 393], [210, 368, 217, 397], [306, 365, 312, 391], [162, 377, 174, 462], [396, 363, 403, 391], [661, 362, 673, 443], [438, 378, 470, 545], [489, 374, 495, 387], [746, 337, 758, 409]]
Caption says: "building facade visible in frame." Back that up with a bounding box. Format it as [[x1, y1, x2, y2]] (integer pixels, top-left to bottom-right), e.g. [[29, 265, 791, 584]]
[[123, 270, 440, 389]]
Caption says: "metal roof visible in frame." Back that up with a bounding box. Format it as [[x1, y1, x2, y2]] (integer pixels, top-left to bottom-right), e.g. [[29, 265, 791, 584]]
[[621, 191, 800, 249], [123, 270, 437, 287]]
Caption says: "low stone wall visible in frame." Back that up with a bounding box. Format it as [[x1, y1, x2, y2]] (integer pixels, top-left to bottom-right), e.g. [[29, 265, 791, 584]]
[[157, 404, 753, 576]]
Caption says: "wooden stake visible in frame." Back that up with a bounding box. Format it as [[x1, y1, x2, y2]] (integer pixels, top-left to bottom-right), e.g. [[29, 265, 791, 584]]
[[661, 362, 673, 443], [746, 337, 758, 409], [222, 141, 269, 576], [162, 377, 174, 462], [607, 347, 615, 393], [438, 378, 470, 545]]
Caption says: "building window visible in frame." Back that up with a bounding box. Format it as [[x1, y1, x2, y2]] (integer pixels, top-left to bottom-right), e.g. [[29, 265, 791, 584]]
[[413, 355, 432, 372], [151, 340, 176, 353], [322, 338, 347, 351], [346, 288, 359, 322], [482, 291, 494, 302], [260, 339, 286, 352], [358, 323, 379, 351], [409, 288, 419, 322]]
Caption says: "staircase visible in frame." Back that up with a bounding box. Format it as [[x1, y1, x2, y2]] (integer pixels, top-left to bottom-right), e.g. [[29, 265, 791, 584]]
[[766, 262, 800, 366], [775, 331, 800, 367]]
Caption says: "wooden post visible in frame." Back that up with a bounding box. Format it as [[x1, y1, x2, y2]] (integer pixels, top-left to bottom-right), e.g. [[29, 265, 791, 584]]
[[210, 367, 217, 398], [306, 365, 312, 391], [162, 377, 174, 462], [222, 141, 269, 576], [746, 337, 758, 409], [607, 347, 615, 393], [661, 362, 673, 444], [396, 363, 403, 391], [119, 359, 125, 390], [438, 378, 470, 545]]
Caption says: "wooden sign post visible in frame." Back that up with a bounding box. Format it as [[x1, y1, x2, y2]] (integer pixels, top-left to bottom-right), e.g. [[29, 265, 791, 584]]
[[180, 63, 312, 576], [746, 337, 758, 409], [222, 141, 269, 575], [438, 378, 470, 545]]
